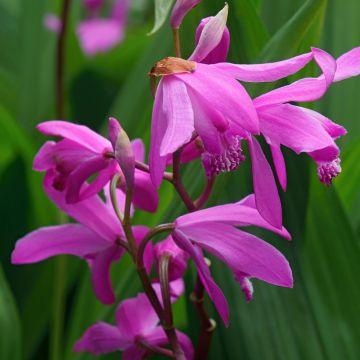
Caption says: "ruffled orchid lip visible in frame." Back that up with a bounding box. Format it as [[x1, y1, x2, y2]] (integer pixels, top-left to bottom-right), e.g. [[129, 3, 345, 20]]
[[149, 57, 197, 77]]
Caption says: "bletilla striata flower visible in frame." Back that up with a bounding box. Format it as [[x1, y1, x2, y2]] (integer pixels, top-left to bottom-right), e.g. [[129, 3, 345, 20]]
[[34, 119, 158, 212], [74, 283, 193, 359], [45, 0, 129, 56], [12, 172, 153, 305], [171, 194, 293, 326]]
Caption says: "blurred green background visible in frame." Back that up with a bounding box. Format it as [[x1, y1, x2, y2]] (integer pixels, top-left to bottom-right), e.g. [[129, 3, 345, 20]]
[[1, 0, 360, 359]]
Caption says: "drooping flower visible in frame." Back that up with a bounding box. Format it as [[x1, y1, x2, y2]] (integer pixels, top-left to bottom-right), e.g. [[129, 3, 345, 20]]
[[34, 119, 158, 212], [11, 174, 153, 305], [149, 5, 335, 228], [45, 0, 129, 56], [170, 0, 202, 29], [74, 283, 193, 359], [171, 194, 293, 326]]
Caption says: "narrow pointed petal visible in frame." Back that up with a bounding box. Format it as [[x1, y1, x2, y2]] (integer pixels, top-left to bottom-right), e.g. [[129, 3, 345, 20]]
[[33, 141, 56, 171], [173, 229, 229, 325], [189, 4, 228, 63], [160, 76, 194, 156], [44, 171, 123, 241], [258, 104, 340, 161], [171, 0, 201, 29], [177, 64, 259, 134], [12, 224, 108, 264], [194, 16, 230, 64], [254, 48, 336, 108], [181, 222, 293, 288], [248, 136, 282, 229], [77, 19, 123, 56], [211, 52, 313, 82], [116, 293, 159, 336], [149, 82, 168, 188], [37, 121, 110, 153], [270, 144, 287, 191], [89, 245, 124, 304], [334, 47, 360, 82], [176, 196, 290, 239], [74, 322, 128, 355]]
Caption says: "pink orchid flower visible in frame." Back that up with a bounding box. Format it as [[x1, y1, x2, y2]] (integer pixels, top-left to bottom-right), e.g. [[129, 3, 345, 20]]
[[154, 236, 189, 281], [45, 0, 129, 56], [74, 283, 193, 359], [12, 173, 153, 305], [33, 119, 158, 212], [171, 194, 293, 326], [149, 6, 335, 228]]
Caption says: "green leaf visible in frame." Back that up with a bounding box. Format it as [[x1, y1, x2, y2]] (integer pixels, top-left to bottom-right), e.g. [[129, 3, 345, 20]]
[[148, 0, 175, 35], [0, 264, 21, 360]]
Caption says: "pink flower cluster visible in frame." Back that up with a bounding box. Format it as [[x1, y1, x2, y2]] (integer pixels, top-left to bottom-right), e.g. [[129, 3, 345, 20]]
[[14, 1, 360, 359]]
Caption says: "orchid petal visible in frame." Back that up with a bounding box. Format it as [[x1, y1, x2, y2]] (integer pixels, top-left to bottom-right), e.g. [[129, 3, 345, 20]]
[[44, 171, 123, 241], [89, 245, 124, 305], [173, 229, 229, 325], [194, 16, 230, 64], [160, 76, 194, 157], [74, 322, 128, 355], [212, 52, 314, 82], [116, 293, 159, 336], [122, 347, 146, 360], [258, 104, 340, 161], [131, 139, 145, 162], [111, 0, 129, 23], [12, 224, 108, 264], [44, 14, 62, 33], [149, 82, 168, 188], [36, 121, 110, 153], [177, 64, 259, 134], [270, 144, 287, 191], [254, 47, 336, 108], [248, 136, 282, 229], [181, 222, 293, 288], [334, 47, 360, 82], [189, 4, 228, 63]]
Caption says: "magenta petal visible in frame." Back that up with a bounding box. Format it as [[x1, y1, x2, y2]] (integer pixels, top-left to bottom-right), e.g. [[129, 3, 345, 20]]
[[173, 229, 229, 326], [149, 82, 168, 188], [248, 136, 282, 229], [194, 16, 230, 64], [111, 0, 129, 23], [89, 245, 124, 305], [254, 48, 336, 108], [12, 224, 108, 264], [44, 14, 62, 33], [176, 330, 194, 360], [178, 64, 259, 134], [122, 347, 146, 360], [116, 293, 159, 336], [270, 144, 287, 191], [258, 104, 340, 160], [74, 322, 128, 355], [180, 222, 293, 288], [212, 52, 313, 82], [33, 141, 56, 171], [77, 19, 123, 56], [65, 156, 111, 203], [131, 139, 145, 162], [334, 47, 360, 82], [36, 121, 110, 153], [44, 171, 123, 241], [160, 76, 194, 156]]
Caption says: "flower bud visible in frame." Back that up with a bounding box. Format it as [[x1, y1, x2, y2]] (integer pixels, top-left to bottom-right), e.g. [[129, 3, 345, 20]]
[[170, 0, 202, 29], [108, 117, 135, 189]]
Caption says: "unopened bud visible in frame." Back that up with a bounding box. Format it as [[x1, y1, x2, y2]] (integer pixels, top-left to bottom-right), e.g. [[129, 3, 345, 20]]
[[108, 117, 135, 189], [171, 0, 202, 29]]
